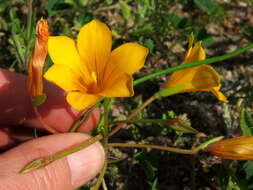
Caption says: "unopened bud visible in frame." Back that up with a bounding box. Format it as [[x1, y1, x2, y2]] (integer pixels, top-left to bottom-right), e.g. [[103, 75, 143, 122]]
[[27, 18, 48, 105], [206, 136, 253, 160]]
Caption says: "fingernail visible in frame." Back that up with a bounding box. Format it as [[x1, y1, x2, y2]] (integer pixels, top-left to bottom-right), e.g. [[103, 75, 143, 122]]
[[67, 142, 105, 187]]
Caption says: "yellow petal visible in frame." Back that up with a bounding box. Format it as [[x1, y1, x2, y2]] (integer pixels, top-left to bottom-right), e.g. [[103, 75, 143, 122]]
[[191, 65, 220, 89], [66, 92, 100, 110], [166, 65, 220, 91], [44, 65, 86, 92], [77, 19, 112, 83], [99, 74, 133, 97], [48, 36, 91, 83], [183, 42, 206, 64], [109, 43, 148, 74], [211, 86, 228, 102]]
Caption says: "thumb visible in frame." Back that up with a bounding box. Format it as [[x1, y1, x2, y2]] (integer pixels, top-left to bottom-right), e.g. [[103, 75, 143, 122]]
[[0, 133, 105, 190]]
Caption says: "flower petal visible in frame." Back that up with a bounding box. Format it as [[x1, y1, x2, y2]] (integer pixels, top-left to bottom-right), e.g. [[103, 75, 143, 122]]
[[211, 86, 228, 102], [77, 19, 112, 83], [44, 65, 86, 92], [165, 65, 220, 91], [99, 74, 133, 97], [109, 43, 148, 74], [183, 42, 206, 64], [191, 65, 220, 89], [48, 36, 91, 83], [66, 92, 100, 110]]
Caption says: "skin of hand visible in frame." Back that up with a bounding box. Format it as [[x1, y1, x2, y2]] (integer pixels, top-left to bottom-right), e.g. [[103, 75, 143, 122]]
[[0, 69, 105, 190]]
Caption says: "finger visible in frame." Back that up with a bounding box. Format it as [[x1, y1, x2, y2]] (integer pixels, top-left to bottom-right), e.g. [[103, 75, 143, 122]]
[[0, 128, 13, 148], [0, 69, 99, 132], [0, 133, 105, 190]]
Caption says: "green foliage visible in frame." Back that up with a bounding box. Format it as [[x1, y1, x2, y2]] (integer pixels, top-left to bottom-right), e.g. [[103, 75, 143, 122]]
[[193, 0, 224, 21], [243, 26, 253, 42], [119, 1, 131, 21], [237, 161, 253, 189], [134, 152, 158, 189], [240, 108, 253, 136]]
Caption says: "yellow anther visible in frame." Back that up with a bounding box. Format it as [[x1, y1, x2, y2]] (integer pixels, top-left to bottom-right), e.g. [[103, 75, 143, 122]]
[[91, 72, 97, 83]]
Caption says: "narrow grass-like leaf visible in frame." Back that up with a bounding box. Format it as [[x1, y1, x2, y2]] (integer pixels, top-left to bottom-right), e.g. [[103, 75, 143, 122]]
[[240, 108, 253, 136]]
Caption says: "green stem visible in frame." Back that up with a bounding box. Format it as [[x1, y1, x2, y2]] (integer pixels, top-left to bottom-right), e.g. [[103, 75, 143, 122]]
[[108, 143, 199, 154], [25, 0, 34, 65], [90, 99, 112, 190], [33, 105, 58, 134], [68, 103, 100, 132], [102, 98, 112, 146], [134, 43, 253, 86], [110, 118, 169, 125], [90, 160, 108, 190], [19, 134, 103, 174], [108, 95, 156, 137], [12, 34, 25, 66]]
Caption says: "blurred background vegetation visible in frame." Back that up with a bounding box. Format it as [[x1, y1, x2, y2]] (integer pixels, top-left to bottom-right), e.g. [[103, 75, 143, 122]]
[[1, 0, 253, 189]]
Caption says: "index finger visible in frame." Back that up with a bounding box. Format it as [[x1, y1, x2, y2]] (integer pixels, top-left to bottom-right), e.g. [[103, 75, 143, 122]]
[[0, 69, 99, 133]]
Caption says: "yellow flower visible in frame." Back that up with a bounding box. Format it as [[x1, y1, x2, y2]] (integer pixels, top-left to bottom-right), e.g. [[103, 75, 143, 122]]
[[206, 136, 253, 160], [27, 18, 48, 98], [165, 35, 227, 102], [44, 19, 148, 110]]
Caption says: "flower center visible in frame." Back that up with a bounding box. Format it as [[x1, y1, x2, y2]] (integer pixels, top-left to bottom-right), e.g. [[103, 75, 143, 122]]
[[87, 72, 101, 94]]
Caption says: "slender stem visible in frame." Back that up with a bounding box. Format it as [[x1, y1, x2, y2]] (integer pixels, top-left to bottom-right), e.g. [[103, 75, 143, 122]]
[[102, 98, 112, 146], [34, 128, 38, 138], [89, 99, 111, 190], [102, 179, 108, 190], [110, 118, 169, 125], [68, 103, 100, 132], [52, 134, 103, 160], [90, 160, 108, 190], [12, 34, 25, 67], [25, 0, 33, 65], [33, 106, 58, 134], [134, 43, 253, 86], [26, 0, 33, 43], [108, 143, 199, 154], [20, 134, 103, 173], [108, 95, 156, 137]]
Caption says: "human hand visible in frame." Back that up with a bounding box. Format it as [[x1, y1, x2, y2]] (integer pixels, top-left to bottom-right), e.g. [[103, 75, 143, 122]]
[[0, 69, 105, 190]]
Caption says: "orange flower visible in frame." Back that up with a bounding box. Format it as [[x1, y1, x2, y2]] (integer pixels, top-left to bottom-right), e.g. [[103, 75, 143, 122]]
[[27, 18, 48, 99], [206, 136, 253, 160], [165, 34, 227, 102], [44, 19, 148, 110]]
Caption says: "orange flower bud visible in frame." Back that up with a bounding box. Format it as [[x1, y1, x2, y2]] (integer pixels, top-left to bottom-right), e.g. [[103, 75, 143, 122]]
[[206, 136, 253, 160], [27, 18, 48, 99]]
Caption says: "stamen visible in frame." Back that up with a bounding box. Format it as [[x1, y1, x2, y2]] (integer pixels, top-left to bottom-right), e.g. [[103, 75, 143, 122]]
[[91, 72, 98, 83]]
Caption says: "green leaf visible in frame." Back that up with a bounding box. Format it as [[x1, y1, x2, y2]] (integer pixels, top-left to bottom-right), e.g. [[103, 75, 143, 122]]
[[193, 0, 217, 14], [119, 1, 131, 21], [240, 108, 253, 136], [151, 178, 158, 190], [31, 94, 47, 106], [134, 152, 158, 184], [0, 0, 9, 13], [242, 161, 253, 181], [243, 26, 253, 42], [217, 165, 229, 190], [237, 161, 253, 189], [45, 0, 60, 11], [143, 38, 154, 53]]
